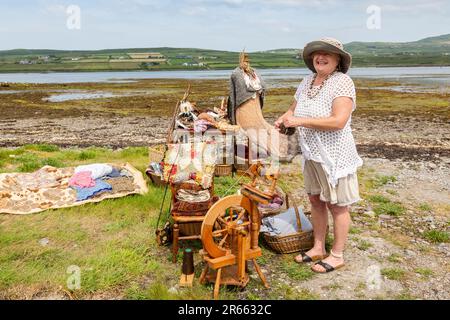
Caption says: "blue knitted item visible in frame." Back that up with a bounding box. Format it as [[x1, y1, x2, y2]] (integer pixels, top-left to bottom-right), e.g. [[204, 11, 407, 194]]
[[72, 179, 112, 201]]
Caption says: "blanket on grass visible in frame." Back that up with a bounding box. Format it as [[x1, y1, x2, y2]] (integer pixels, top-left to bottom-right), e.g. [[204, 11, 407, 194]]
[[0, 163, 148, 215]]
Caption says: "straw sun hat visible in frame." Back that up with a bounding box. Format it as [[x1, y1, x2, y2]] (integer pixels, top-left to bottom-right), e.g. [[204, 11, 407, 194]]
[[302, 37, 352, 74]]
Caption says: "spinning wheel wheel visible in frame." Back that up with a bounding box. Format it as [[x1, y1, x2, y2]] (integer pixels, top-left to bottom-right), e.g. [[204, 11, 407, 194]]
[[201, 195, 252, 259], [200, 163, 278, 299]]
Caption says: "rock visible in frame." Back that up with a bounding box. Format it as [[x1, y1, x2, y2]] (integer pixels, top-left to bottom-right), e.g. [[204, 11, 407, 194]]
[[404, 249, 416, 257], [364, 210, 376, 218], [379, 214, 394, 220], [428, 163, 437, 169], [39, 238, 50, 246], [168, 287, 178, 295]]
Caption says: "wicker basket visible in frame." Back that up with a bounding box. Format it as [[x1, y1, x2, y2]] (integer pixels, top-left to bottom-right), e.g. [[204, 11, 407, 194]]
[[172, 195, 219, 216], [214, 164, 233, 177], [262, 194, 323, 254], [145, 170, 167, 187]]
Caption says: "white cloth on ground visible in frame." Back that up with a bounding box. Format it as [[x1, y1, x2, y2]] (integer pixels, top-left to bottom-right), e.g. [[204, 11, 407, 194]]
[[74, 164, 113, 180], [260, 206, 313, 236]]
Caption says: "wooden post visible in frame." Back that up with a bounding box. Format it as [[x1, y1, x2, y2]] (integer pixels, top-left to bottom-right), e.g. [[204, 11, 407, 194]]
[[252, 259, 269, 289], [172, 223, 179, 263], [214, 268, 222, 300], [250, 204, 259, 250], [237, 230, 246, 283], [199, 264, 209, 285]]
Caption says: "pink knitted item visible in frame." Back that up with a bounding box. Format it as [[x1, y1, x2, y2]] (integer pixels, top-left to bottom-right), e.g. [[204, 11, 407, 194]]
[[69, 171, 95, 188]]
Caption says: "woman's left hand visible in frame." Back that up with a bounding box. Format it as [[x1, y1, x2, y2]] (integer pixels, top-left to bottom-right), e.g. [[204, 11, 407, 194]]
[[283, 115, 301, 128]]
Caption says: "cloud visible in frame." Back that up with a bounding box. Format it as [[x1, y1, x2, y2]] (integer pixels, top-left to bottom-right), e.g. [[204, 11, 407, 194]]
[[181, 6, 208, 16]]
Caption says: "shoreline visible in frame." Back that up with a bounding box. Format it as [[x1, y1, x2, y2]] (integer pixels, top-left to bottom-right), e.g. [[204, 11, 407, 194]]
[[1, 64, 450, 75]]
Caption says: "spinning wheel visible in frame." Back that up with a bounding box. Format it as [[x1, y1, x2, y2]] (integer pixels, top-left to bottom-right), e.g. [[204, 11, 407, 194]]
[[199, 163, 279, 299]]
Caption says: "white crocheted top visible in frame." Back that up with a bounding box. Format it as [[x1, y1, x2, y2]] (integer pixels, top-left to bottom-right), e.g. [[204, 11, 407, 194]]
[[294, 72, 363, 187]]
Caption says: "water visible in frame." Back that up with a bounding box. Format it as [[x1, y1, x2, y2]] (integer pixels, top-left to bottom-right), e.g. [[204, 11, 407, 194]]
[[0, 67, 449, 84]]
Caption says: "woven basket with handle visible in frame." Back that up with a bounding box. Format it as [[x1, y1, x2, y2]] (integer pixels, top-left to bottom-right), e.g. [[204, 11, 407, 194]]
[[262, 194, 326, 254]]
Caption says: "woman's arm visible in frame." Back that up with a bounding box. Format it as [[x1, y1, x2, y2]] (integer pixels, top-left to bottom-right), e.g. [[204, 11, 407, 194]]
[[283, 96, 353, 131], [274, 100, 297, 129]]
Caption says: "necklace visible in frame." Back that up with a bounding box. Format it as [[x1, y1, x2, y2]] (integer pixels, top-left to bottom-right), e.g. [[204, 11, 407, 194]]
[[307, 71, 336, 99]]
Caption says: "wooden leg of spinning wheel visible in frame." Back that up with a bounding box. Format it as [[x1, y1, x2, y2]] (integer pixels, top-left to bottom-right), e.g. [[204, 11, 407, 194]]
[[199, 264, 209, 285], [172, 223, 179, 263], [213, 268, 222, 300], [252, 259, 269, 289]]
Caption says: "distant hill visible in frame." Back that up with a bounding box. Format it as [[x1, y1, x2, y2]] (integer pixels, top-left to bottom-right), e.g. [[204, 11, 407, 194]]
[[0, 34, 448, 72], [261, 34, 450, 55], [345, 34, 450, 55]]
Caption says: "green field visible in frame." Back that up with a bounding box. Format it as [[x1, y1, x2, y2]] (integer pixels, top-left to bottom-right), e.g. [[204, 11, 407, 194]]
[[1, 34, 449, 73]]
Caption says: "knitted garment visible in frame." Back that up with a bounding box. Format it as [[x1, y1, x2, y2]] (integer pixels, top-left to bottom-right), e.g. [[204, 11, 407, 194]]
[[294, 72, 363, 187], [68, 171, 95, 188], [227, 67, 266, 124], [72, 179, 112, 201], [236, 96, 288, 159]]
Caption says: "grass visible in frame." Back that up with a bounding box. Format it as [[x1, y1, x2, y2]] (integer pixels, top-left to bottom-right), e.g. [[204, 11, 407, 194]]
[[356, 239, 373, 251], [0, 144, 312, 300], [368, 194, 406, 216], [414, 268, 434, 278], [418, 203, 432, 212], [387, 253, 403, 263], [280, 258, 315, 281], [423, 230, 450, 243], [372, 175, 397, 188], [381, 268, 407, 281]]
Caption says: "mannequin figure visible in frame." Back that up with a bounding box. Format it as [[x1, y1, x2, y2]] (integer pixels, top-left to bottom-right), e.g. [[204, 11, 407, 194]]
[[228, 52, 289, 161]]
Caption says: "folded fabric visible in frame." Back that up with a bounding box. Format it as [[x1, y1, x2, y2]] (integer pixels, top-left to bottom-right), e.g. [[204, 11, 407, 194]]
[[119, 169, 133, 178], [74, 164, 113, 180], [260, 207, 313, 236], [72, 179, 112, 201], [69, 171, 95, 188], [106, 167, 121, 178], [176, 189, 210, 203], [104, 177, 136, 193]]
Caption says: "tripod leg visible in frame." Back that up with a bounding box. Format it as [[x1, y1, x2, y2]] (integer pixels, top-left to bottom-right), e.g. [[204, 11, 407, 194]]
[[252, 259, 269, 289]]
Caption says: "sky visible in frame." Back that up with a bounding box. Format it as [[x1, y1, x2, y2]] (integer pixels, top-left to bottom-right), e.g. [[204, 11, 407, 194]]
[[0, 0, 449, 51]]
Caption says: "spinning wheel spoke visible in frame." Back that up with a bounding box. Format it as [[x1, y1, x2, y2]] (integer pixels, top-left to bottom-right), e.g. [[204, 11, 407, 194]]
[[218, 234, 229, 248], [217, 216, 227, 226], [212, 229, 227, 237], [236, 209, 246, 222]]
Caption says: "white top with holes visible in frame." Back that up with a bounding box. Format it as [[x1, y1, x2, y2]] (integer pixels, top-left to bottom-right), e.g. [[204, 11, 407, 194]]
[[294, 72, 363, 187]]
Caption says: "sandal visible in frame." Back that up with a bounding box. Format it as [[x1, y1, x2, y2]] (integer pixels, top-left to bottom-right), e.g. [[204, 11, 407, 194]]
[[311, 260, 345, 273], [311, 249, 345, 273], [294, 252, 327, 264]]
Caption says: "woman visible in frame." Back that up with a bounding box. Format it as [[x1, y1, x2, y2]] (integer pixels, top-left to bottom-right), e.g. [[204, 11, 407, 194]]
[[228, 52, 289, 161], [275, 38, 363, 273]]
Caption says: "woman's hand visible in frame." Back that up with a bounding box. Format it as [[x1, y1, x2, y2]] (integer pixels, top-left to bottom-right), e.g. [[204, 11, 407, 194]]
[[283, 115, 302, 128], [274, 117, 284, 129]]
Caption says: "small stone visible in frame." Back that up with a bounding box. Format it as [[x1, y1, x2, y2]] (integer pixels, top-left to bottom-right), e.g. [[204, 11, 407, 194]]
[[39, 238, 50, 246], [405, 249, 416, 257], [168, 287, 178, 295], [379, 214, 394, 220], [364, 210, 376, 218]]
